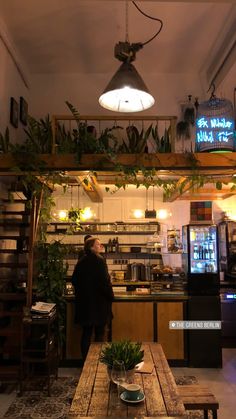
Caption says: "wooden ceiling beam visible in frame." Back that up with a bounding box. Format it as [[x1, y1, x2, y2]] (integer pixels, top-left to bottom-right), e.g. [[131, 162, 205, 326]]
[[177, 192, 235, 200], [77, 175, 103, 203], [163, 176, 192, 202]]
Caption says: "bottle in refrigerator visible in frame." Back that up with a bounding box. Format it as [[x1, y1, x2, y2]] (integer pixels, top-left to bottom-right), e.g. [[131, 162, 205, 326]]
[[193, 244, 199, 259]]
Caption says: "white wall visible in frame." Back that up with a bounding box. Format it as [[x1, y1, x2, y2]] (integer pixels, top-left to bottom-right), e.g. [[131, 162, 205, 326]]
[[0, 34, 30, 140]]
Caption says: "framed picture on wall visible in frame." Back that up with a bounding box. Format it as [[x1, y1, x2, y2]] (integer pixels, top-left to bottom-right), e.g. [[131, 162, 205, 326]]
[[10, 97, 18, 128], [19, 96, 28, 125]]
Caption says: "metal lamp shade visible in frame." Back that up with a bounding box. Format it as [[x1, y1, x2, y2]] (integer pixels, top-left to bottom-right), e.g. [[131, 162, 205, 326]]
[[99, 62, 155, 112]]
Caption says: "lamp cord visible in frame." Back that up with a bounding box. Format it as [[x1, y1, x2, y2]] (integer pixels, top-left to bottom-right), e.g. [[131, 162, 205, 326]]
[[146, 188, 148, 210], [125, 0, 129, 43], [70, 185, 73, 208], [152, 186, 154, 211], [132, 1, 163, 46]]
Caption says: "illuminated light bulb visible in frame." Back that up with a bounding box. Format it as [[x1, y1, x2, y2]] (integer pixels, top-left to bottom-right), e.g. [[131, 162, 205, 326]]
[[81, 207, 93, 221], [157, 209, 171, 220], [58, 210, 68, 220], [133, 209, 144, 219], [225, 210, 236, 221]]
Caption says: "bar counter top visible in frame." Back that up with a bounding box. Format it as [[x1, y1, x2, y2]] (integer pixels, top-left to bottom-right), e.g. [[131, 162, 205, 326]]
[[65, 292, 188, 301], [112, 291, 188, 301]]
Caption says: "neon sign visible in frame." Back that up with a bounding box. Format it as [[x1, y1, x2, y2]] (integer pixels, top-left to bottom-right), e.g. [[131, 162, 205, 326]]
[[196, 116, 235, 151]]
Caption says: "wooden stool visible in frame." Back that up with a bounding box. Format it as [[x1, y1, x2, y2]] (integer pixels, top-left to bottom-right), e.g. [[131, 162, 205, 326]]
[[178, 385, 219, 419]]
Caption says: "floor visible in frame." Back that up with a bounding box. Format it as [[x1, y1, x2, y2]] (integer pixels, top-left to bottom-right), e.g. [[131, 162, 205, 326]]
[[0, 349, 235, 419], [172, 348, 236, 419]]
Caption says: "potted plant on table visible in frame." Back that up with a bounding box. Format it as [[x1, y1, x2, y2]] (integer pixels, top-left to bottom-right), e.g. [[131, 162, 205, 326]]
[[100, 340, 144, 382]]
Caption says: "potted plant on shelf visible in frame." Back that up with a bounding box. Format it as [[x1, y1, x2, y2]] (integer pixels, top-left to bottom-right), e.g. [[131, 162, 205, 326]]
[[100, 340, 144, 381]]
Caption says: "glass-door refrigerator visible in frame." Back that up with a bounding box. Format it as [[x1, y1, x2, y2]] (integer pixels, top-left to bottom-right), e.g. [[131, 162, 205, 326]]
[[182, 224, 219, 295], [182, 224, 222, 367], [218, 220, 236, 280]]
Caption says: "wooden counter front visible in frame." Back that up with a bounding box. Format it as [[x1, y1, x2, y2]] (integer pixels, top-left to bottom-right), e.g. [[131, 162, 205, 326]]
[[65, 294, 187, 364], [157, 302, 184, 360], [112, 301, 153, 341]]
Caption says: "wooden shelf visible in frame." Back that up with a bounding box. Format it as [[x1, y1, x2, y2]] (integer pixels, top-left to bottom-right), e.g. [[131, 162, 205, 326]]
[[48, 230, 158, 235], [0, 311, 23, 317], [0, 364, 20, 378], [2, 198, 27, 203], [0, 153, 235, 174], [0, 236, 26, 240], [0, 328, 21, 336], [0, 293, 26, 301], [105, 253, 162, 259], [0, 249, 28, 254], [0, 262, 27, 268], [0, 222, 29, 227], [0, 211, 28, 215]]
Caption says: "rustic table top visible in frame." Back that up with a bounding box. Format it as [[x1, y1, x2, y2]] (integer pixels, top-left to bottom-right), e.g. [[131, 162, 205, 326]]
[[69, 342, 186, 418]]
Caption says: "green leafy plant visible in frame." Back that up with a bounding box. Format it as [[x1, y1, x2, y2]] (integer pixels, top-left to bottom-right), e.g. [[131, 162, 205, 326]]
[[34, 241, 68, 348], [100, 340, 144, 370], [152, 126, 171, 152], [24, 115, 53, 153], [0, 127, 11, 153], [65, 101, 119, 160], [118, 124, 152, 153]]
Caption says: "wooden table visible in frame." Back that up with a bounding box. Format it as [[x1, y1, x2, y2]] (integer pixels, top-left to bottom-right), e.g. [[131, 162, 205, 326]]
[[69, 343, 186, 418]]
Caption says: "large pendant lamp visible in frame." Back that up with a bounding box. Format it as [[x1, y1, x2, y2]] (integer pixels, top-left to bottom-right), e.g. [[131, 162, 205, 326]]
[[99, 61, 155, 113], [99, 1, 163, 113]]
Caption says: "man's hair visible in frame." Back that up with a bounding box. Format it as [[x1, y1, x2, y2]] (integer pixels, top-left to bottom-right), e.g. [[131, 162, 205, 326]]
[[84, 234, 92, 243]]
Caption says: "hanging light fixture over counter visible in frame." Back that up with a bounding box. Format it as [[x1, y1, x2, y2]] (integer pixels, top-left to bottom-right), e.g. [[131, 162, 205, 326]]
[[99, 1, 163, 113]]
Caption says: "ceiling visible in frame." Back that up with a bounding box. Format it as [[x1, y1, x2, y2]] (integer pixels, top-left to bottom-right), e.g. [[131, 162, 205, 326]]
[[0, 0, 235, 80]]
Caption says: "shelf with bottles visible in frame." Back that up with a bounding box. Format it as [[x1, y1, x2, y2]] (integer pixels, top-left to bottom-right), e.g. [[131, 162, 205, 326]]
[[192, 242, 216, 261], [47, 221, 160, 235], [105, 253, 159, 258]]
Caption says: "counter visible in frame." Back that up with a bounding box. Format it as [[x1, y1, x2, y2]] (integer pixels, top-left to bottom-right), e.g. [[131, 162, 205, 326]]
[[65, 292, 188, 366]]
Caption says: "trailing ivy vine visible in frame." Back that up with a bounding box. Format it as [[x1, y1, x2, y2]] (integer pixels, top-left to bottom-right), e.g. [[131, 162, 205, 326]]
[[0, 103, 235, 199]]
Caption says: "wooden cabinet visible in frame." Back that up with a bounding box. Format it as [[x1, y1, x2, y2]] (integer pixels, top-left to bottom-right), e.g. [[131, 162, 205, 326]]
[[157, 302, 184, 360], [65, 298, 187, 365], [112, 301, 154, 341], [66, 301, 82, 360]]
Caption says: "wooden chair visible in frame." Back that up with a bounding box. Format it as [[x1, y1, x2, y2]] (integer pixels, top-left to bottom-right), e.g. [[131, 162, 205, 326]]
[[178, 384, 219, 419]]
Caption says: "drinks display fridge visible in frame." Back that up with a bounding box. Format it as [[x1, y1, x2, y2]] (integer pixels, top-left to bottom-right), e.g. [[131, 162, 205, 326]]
[[182, 224, 222, 367], [218, 220, 236, 280], [182, 224, 219, 295]]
